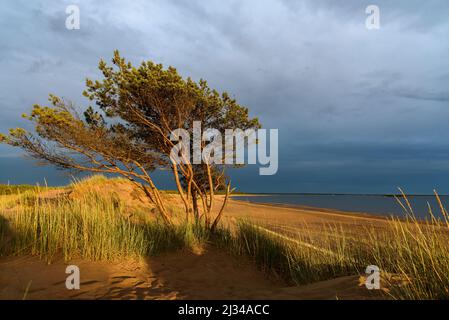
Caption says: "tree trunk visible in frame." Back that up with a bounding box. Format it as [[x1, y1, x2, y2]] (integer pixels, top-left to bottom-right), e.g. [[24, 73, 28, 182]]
[[192, 189, 199, 221], [211, 182, 231, 232], [141, 184, 173, 226]]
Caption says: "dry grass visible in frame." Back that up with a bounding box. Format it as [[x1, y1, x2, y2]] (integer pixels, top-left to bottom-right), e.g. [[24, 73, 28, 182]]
[[0, 176, 208, 262]]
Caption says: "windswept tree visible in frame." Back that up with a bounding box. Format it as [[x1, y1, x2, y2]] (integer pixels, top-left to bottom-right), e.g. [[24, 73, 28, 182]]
[[0, 50, 260, 230]]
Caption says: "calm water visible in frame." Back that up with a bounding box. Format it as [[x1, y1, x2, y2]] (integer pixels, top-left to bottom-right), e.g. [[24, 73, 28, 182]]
[[232, 194, 449, 220]]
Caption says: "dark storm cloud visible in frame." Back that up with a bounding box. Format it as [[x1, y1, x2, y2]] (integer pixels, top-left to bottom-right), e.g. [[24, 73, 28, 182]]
[[0, 0, 448, 192], [393, 89, 449, 102]]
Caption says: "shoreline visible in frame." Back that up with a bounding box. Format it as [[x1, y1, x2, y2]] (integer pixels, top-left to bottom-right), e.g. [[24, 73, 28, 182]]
[[229, 196, 392, 222], [223, 198, 394, 231], [231, 193, 449, 197], [228, 195, 444, 223]]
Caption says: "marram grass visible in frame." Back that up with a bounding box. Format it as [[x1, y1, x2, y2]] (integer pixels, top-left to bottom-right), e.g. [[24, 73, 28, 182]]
[[226, 199, 449, 299], [0, 189, 202, 262]]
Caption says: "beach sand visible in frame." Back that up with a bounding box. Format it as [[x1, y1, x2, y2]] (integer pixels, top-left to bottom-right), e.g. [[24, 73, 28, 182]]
[[222, 198, 392, 242], [0, 248, 381, 300]]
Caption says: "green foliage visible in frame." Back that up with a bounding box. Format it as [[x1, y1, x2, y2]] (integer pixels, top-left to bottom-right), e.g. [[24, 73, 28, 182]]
[[83, 106, 105, 128], [1, 50, 260, 163], [82, 49, 261, 156]]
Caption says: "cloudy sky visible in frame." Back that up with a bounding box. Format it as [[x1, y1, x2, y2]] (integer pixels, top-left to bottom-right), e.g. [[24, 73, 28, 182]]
[[0, 0, 448, 193]]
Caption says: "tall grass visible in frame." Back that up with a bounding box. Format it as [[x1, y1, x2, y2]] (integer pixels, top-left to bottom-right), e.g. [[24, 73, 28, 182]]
[[222, 220, 369, 285], [0, 188, 206, 262], [368, 216, 449, 299], [224, 194, 449, 299]]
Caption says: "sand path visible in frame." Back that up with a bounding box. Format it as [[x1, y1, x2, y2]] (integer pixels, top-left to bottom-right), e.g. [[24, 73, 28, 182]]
[[0, 247, 382, 300]]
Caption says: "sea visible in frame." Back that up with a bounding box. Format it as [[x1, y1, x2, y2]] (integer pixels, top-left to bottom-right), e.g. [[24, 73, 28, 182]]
[[231, 194, 449, 220]]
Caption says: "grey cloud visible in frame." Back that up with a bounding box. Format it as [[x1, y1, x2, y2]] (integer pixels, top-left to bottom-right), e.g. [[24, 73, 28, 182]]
[[26, 58, 63, 73], [357, 72, 449, 102], [395, 89, 449, 102], [0, 0, 448, 193]]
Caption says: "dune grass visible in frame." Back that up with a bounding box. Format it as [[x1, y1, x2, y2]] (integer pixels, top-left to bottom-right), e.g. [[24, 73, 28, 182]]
[[219, 220, 367, 285], [368, 215, 449, 299], [0, 183, 207, 262]]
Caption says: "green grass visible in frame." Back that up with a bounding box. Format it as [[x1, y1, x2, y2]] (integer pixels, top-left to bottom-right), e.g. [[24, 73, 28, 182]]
[[218, 220, 367, 285], [0, 188, 206, 262], [220, 208, 449, 299]]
